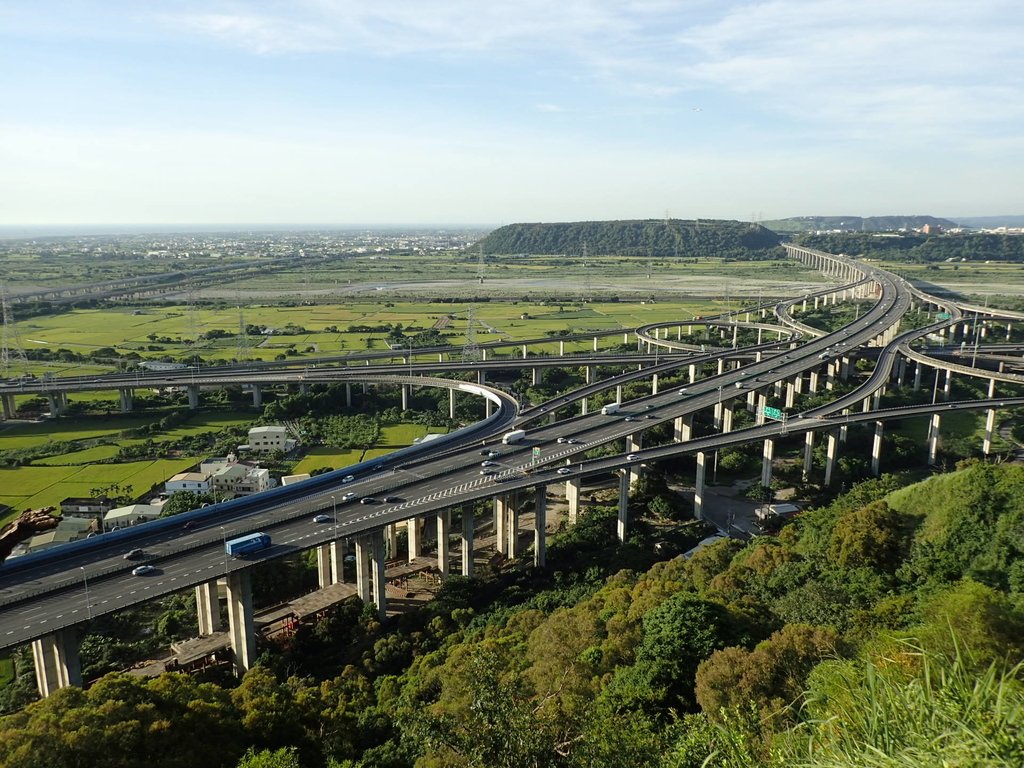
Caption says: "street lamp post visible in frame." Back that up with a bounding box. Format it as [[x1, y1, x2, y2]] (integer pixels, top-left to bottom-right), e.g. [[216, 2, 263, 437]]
[[80, 566, 91, 619], [219, 526, 228, 573], [331, 495, 338, 531]]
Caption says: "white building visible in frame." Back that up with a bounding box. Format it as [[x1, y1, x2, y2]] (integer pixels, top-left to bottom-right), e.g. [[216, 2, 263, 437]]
[[246, 425, 290, 452], [103, 504, 162, 531], [211, 464, 272, 497], [280, 473, 311, 486], [165, 471, 212, 495]]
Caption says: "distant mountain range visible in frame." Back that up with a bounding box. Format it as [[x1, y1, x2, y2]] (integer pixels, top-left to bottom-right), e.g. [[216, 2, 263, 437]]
[[949, 215, 1024, 228], [760, 215, 957, 233]]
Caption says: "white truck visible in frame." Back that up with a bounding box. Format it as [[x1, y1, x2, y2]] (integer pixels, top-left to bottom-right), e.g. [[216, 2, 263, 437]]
[[601, 402, 622, 415], [502, 429, 527, 445]]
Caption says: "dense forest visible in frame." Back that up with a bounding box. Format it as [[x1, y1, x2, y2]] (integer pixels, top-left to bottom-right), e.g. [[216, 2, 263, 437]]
[[762, 215, 956, 233], [476, 220, 782, 259], [1, 460, 1022, 767], [791, 232, 1024, 263]]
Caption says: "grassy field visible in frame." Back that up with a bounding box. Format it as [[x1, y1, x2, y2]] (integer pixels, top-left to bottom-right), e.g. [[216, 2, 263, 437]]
[[289, 424, 448, 475], [0, 457, 200, 518]]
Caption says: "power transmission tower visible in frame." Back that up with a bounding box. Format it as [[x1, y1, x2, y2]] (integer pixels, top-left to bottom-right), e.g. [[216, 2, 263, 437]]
[[461, 304, 480, 362], [0, 283, 28, 377]]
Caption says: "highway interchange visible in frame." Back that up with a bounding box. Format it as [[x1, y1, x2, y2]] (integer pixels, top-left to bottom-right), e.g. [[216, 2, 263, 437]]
[[2, 245, 1024, 654]]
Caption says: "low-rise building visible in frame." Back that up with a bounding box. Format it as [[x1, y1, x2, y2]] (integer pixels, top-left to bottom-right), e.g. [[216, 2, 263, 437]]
[[211, 464, 272, 497], [103, 504, 162, 531], [165, 472, 212, 495], [24, 517, 96, 553], [247, 425, 290, 452], [59, 496, 115, 522]]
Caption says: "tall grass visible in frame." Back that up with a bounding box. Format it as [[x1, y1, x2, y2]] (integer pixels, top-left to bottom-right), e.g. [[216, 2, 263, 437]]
[[781, 640, 1024, 768]]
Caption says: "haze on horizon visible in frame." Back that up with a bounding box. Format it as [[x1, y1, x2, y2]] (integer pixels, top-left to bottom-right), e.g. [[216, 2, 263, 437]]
[[2, 1, 1021, 229]]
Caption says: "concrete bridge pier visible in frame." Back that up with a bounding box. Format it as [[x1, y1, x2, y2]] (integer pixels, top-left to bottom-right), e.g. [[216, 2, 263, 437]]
[[1, 393, 15, 420], [943, 370, 954, 400], [355, 535, 371, 603], [449, 389, 456, 419], [226, 569, 256, 677], [689, 364, 697, 383], [196, 580, 222, 636], [565, 478, 580, 524], [559, 340, 566, 356], [534, 487, 547, 568], [913, 363, 923, 391], [694, 451, 706, 520], [251, 385, 262, 409], [46, 392, 66, 417], [626, 433, 642, 488], [32, 630, 81, 698], [808, 370, 819, 393], [616, 384, 624, 403], [928, 413, 941, 465], [722, 402, 734, 433], [345, 383, 353, 408], [401, 384, 410, 410], [461, 504, 475, 577], [593, 336, 599, 352], [436, 509, 450, 577], [674, 414, 693, 442], [118, 388, 134, 412], [651, 373, 659, 394], [803, 431, 815, 481], [532, 367, 542, 386], [617, 470, 629, 543], [824, 432, 839, 487], [984, 408, 996, 455], [316, 545, 333, 588], [760, 438, 774, 487], [406, 517, 421, 562], [871, 421, 884, 476]]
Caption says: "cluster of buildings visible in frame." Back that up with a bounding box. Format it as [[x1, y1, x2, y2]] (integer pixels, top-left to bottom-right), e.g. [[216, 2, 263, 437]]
[[10, 426, 296, 556]]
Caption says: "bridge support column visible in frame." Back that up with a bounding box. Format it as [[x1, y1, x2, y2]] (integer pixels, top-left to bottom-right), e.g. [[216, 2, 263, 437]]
[[385, 524, 397, 559], [585, 366, 595, 384], [943, 370, 953, 400], [688, 364, 697, 383], [626, 433, 642, 488], [345, 383, 353, 408], [118, 388, 134, 412], [506, 492, 520, 560], [785, 381, 795, 408], [370, 529, 387, 618], [1, 393, 15, 420], [226, 569, 256, 677], [316, 544, 333, 588], [984, 408, 996, 455], [616, 384, 623, 403], [534, 486, 547, 568], [871, 421, 884, 476], [449, 389, 456, 419], [522, 344, 528, 358], [494, 496, 506, 554], [760, 438, 774, 487], [476, 370, 485, 385], [581, 397, 588, 415], [485, 399, 493, 418], [840, 356, 851, 381], [755, 393, 767, 425], [355, 535, 371, 603], [825, 363, 835, 391], [532, 367, 542, 386], [913, 363, 923, 391], [251, 385, 262, 408], [896, 358, 907, 388], [559, 340, 566, 356], [674, 414, 693, 442], [617, 470, 629, 543], [808, 371, 819, 393], [330, 541, 343, 583], [436, 509, 450, 577], [803, 431, 815, 481], [47, 392, 65, 417], [722, 402, 733, 433], [746, 389, 756, 413], [461, 504, 475, 577], [824, 432, 838, 487], [840, 409, 850, 444], [565, 479, 580, 524], [593, 336, 599, 352], [196, 580, 222, 636], [793, 373, 804, 395], [401, 384, 410, 410], [32, 630, 81, 698], [928, 413, 941, 465], [694, 451, 706, 521], [407, 517, 421, 562], [651, 373, 659, 394]]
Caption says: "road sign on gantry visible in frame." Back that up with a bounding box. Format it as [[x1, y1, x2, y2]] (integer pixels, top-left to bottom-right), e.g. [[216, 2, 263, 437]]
[[761, 406, 784, 421]]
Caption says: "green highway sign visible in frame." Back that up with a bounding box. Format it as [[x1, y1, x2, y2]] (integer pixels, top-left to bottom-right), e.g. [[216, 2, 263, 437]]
[[532, 447, 541, 457], [936, 312, 951, 320], [762, 406, 784, 420]]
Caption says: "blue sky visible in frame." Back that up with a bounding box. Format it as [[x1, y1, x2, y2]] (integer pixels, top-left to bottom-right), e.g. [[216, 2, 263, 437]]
[[1, 1, 1021, 227]]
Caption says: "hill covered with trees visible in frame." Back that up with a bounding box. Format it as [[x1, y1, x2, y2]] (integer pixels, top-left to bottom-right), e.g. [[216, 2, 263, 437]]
[[476, 219, 782, 259], [0, 460, 1021, 767]]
